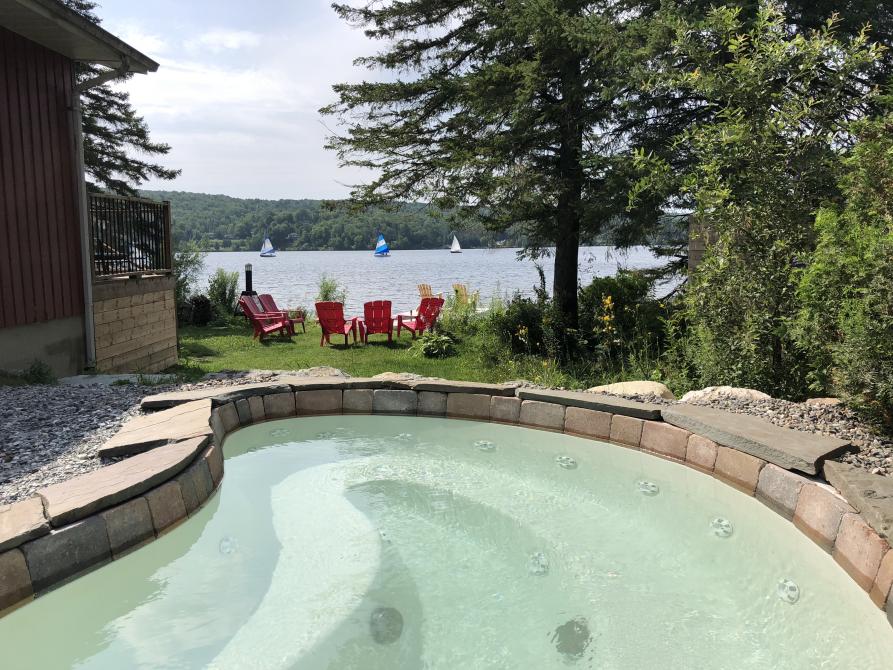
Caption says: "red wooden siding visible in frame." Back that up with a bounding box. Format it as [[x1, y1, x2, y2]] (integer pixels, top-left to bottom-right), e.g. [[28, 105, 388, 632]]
[[0, 25, 83, 329]]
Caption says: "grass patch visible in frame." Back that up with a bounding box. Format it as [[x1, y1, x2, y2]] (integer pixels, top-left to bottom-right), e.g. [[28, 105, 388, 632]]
[[173, 321, 506, 382]]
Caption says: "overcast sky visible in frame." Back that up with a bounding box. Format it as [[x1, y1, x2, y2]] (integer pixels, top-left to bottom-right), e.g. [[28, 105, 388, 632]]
[[99, 0, 376, 199]]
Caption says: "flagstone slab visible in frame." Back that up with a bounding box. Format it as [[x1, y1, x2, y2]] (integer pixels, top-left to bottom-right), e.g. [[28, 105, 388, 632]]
[[517, 389, 662, 421], [99, 399, 213, 457], [824, 461, 893, 541], [411, 380, 518, 396], [0, 497, 48, 553], [39, 436, 210, 527], [661, 404, 848, 475], [140, 383, 291, 410]]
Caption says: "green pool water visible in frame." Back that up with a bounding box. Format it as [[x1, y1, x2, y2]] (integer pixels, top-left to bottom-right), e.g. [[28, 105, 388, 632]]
[[2, 415, 892, 669]]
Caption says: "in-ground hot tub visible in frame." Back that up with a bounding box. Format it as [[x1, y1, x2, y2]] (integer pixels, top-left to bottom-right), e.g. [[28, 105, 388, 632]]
[[1, 416, 891, 669]]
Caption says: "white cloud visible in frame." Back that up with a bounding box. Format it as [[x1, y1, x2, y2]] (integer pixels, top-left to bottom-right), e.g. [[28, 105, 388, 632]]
[[185, 30, 261, 54], [105, 20, 169, 56]]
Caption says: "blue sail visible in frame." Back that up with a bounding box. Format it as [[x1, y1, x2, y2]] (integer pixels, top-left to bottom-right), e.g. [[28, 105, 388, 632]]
[[374, 233, 390, 256]]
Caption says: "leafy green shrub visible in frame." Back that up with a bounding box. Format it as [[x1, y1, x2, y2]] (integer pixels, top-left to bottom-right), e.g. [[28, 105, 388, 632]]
[[208, 268, 239, 321], [413, 332, 457, 358], [316, 274, 347, 304], [189, 294, 213, 326], [172, 242, 206, 325], [578, 270, 667, 366], [797, 113, 893, 426], [23, 359, 55, 385], [438, 290, 481, 337]]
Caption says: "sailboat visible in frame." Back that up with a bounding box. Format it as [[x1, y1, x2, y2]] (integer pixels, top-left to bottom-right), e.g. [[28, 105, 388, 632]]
[[259, 234, 276, 257], [374, 233, 390, 257], [450, 234, 462, 253]]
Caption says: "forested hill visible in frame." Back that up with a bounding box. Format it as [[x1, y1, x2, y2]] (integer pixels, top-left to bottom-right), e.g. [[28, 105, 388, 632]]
[[143, 190, 685, 252], [142, 190, 525, 251]]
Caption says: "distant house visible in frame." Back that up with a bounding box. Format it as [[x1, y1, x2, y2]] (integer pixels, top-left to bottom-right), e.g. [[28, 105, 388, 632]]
[[0, 0, 177, 376]]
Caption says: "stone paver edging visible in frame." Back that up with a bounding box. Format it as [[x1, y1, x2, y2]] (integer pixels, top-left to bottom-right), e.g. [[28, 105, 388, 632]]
[[2, 377, 891, 630]]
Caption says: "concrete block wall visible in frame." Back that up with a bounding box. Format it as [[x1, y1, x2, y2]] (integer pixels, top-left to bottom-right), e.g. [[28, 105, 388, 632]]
[[92, 274, 177, 373]]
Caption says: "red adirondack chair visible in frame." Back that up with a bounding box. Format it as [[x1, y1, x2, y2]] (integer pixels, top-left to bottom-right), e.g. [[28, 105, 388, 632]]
[[397, 297, 444, 338], [259, 294, 306, 333], [239, 295, 292, 340], [315, 301, 358, 347], [361, 300, 393, 343]]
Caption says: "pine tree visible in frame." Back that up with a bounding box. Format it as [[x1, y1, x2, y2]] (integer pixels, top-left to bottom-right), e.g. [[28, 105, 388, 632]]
[[323, 1, 625, 328], [63, 0, 179, 196]]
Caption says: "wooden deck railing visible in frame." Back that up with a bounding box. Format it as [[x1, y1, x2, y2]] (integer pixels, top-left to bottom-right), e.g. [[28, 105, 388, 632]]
[[89, 193, 172, 277]]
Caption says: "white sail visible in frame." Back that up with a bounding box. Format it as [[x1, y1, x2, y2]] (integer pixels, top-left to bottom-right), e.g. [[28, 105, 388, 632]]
[[260, 237, 276, 257], [450, 235, 462, 253]]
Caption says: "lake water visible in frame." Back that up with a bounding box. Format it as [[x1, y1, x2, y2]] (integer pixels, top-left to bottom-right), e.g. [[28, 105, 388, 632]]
[[198, 246, 664, 314]]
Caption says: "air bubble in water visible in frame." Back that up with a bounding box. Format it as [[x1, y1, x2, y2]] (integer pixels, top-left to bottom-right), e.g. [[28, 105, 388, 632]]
[[777, 578, 800, 604], [370, 607, 404, 644], [556, 455, 578, 470], [710, 517, 734, 538], [269, 428, 288, 438], [395, 433, 413, 441], [528, 551, 550, 576], [474, 440, 495, 452], [219, 536, 238, 555], [637, 480, 660, 496]]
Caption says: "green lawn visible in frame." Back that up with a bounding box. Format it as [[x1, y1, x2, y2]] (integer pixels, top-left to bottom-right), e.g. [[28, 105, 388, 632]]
[[175, 320, 504, 382]]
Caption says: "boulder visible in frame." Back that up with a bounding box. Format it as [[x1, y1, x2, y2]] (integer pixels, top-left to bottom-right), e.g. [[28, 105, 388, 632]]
[[679, 386, 771, 403], [586, 381, 675, 400]]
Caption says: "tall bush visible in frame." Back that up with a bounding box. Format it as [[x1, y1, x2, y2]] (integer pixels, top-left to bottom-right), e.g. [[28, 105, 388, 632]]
[[208, 268, 239, 320], [172, 242, 205, 324], [797, 113, 893, 426], [315, 274, 347, 305], [633, 4, 883, 398]]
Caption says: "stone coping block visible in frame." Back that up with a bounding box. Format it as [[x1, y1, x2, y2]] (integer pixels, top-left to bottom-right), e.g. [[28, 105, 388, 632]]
[[520, 400, 565, 431], [101, 498, 154, 557], [0, 549, 32, 612], [99, 399, 213, 458], [871, 549, 893, 608], [39, 436, 210, 527], [203, 444, 224, 487], [833, 513, 890, 592], [280, 376, 392, 391], [412, 380, 518, 396], [145, 481, 187, 533], [216, 402, 240, 434], [235, 398, 252, 425], [295, 390, 342, 415], [824, 461, 893, 541], [490, 396, 521, 424], [794, 484, 855, 552], [640, 422, 689, 461], [447, 393, 491, 420], [686, 435, 717, 472], [661, 404, 848, 475], [0, 497, 49, 553], [177, 459, 215, 515], [756, 464, 808, 520], [564, 407, 611, 439], [418, 391, 447, 416], [343, 389, 374, 413], [21, 517, 110, 594], [263, 392, 296, 419], [517, 388, 662, 421], [372, 389, 417, 414], [610, 415, 643, 447], [714, 447, 765, 495], [140, 383, 292, 410], [248, 396, 265, 422]]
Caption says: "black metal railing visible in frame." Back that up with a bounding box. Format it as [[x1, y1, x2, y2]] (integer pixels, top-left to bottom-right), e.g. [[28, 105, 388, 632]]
[[89, 194, 172, 277]]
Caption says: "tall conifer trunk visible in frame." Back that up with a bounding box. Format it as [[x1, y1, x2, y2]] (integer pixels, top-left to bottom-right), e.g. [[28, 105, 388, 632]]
[[553, 52, 584, 329]]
